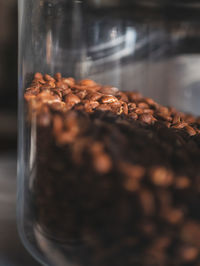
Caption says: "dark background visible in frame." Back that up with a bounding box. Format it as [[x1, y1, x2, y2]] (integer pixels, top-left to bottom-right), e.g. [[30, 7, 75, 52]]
[[0, 0, 39, 265]]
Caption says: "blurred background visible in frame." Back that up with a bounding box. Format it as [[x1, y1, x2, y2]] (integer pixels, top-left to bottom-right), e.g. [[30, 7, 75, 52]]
[[0, 0, 39, 265]]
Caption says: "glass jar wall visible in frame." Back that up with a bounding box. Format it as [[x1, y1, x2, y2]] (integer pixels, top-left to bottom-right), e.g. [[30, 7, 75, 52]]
[[18, 1, 200, 265]]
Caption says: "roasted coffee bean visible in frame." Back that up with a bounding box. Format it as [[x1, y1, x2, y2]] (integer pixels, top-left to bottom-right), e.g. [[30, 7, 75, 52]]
[[101, 95, 118, 104], [79, 79, 97, 87], [96, 104, 112, 111], [134, 108, 144, 115], [172, 115, 181, 125], [99, 86, 119, 95], [127, 92, 142, 102], [128, 102, 136, 112], [62, 77, 75, 87], [86, 92, 102, 101], [116, 92, 129, 102], [44, 74, 55, 82], [34, 72, 43, 80], [185, 125, 196, 136], [83, 100, 99, 112], [139, 113, 153, 124], [75, 90, 88, 100], [65, 93, 80, 106], [151, 167, 173, 187], [175, 176, 190, 189], [179, 246, 199, 262], [156, 112, 172, 122], [54, 72, 62, 81], [129, 112, 138, 120], [93, 152, 112, 174], [137, 102, 149, 109], [172, 122, 188, 129], [143, 109, 154, 115]]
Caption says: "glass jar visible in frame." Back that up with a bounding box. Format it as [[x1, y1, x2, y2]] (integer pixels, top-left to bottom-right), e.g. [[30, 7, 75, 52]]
[[18, 1, 200, 265]]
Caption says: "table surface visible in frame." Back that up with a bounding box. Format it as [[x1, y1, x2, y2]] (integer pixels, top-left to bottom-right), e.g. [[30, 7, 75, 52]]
[[0, 152, 40, 266]]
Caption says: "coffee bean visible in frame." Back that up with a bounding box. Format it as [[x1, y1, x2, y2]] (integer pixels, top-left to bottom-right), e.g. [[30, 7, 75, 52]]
[[99, 86, 119, 95], [34, 72, 43, 80], [129, 112, 138, 120], [65, 93, 80, 106], [54, 72, 62, 81], [139, 113, 153, 124], [86, 92, 102, 101], [151, 167, 173, 187], [101, 95, 118, 104], [185, 125, 196, 136], [172, 122, 188, 129], [62, 77, 75, 87], [44, 74, 55, 82], [79, 79, 97, 87], [138, 102, 149, 109], [93, 153, 112, 174], [96, 104, 112, 111]]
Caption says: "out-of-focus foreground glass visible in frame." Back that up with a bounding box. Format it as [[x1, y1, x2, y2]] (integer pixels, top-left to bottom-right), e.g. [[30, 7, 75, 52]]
[[18, 1, 200, 265]]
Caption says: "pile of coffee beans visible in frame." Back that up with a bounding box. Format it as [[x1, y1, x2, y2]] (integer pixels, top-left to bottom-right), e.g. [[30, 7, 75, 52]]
[[25, 73, 200, 266]]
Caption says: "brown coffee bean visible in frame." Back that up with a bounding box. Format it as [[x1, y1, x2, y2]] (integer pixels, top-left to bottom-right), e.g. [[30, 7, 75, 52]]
[[24, 94, 36, 101], [129, 112, 138, 120], [101, 95, 118, 104], [53, 89, 63, 99], [172, 122, 188, 129], [128, 103, 136, 112], [99, 86, 119, 95], [84, 100, 99, 112], [86, 92, 102, 101], [179, 246, 199, 262], [158, 106, 169, 115], [62, 77, 75, 87], [116, 92, 129, 102], [74, 85, 100, 92], [50, 101, 67, 112], [44, 74, 55, 82], [93, 153, 112, 174], [151, 167, 173, 187], [26, 87, 40, 95], [65, 93, 80, 106], [79, 79, 97, 87], [144, 97, 156, 106], [122, 102, 128, 115], [96, 104, 112, 111], [139, 114, 153, 124], [185, 125, 196, 136], [138, 102, 149, 109], [47, 80, 56, 88], [34, 72, 43, 80], [185, 115, 196, 124], [175, 176, 190, 189], [120, 162, 145, 180], [75, 90, 87, 100], [109, 101, 122, 114], [128, 92, 142, 102], [172, 115, 181, 125], [143, 109, 154, 115], [134, 108, 144, 115], [164, 208, 183, 224], [54, 72, 62, 81], [156, 113, 172, 122]]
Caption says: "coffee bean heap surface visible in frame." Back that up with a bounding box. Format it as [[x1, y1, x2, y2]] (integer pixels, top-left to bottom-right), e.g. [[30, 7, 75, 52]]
[[24, 73, 200, 266]]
